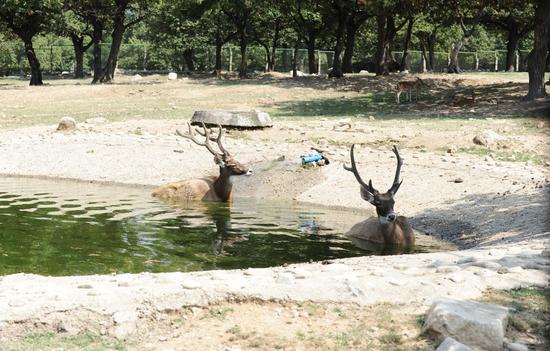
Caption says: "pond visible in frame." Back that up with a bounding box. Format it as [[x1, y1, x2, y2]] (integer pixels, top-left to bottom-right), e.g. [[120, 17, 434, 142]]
[[0, 177, 454, 276]]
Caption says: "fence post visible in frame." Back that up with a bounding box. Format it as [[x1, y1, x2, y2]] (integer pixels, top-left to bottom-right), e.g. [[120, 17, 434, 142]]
[[317, 50, 321, 75], [515, 50, 519, 72], [228, 47, 233, 72], [143, 45, 148, 71], [475, 52, 479, 71], [494, 51, 498, 72], [447, 52, 450, 66]]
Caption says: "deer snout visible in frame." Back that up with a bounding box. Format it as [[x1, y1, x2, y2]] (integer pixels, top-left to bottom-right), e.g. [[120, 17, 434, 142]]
[[387, 213, 396, 222], [245, 169, 253, 176]]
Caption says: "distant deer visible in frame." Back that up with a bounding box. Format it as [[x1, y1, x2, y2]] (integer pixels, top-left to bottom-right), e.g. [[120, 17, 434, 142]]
[[343, 144, 415, 247], [453, 91, 476, 107], [396, 77, 427, 104], [152, 123, 252, 202]]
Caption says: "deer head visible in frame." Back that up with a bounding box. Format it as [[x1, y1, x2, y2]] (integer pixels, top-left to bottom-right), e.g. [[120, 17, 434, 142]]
[[177, 122, 253, 177], [344, 144, 403, 224]]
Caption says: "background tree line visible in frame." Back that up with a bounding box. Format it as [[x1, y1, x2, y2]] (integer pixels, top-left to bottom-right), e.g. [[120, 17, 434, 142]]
[[0, 0, 548, 99]]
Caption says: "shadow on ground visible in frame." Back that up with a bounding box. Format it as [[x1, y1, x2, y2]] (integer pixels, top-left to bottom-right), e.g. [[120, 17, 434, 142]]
[[412, 188, 550, 248]]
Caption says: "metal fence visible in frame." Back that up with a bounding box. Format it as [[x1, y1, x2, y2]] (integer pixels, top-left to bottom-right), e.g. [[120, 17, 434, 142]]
[[0, 41, 530, 77], [392, 50, 530, 73], [0, 43, 335, 76]]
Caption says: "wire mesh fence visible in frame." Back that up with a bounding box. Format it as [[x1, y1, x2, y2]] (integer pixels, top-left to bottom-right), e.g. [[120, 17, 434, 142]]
[[0, 43, 336, 76], [392, 50, 530, 73], [0, 41, 530, 77]]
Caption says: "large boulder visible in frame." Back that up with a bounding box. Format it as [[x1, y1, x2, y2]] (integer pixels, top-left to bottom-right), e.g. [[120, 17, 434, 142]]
[[190, 110, 273, 129], [423, 298, 508, 351]]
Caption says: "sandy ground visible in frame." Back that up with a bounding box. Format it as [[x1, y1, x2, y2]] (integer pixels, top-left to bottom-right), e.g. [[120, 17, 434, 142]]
[[0, 74, 549, 349]]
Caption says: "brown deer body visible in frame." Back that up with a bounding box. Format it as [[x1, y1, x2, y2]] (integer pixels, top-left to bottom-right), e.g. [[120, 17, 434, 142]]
[[344, 145, 415, 247], [152, 123, 252, 202], [396, 77, 426, 104]]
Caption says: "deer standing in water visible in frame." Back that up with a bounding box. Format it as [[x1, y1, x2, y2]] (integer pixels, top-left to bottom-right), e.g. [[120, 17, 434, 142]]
[[152, 123, 252, 202], [396, 77, 427, 104], [344, 145, 415, 247]]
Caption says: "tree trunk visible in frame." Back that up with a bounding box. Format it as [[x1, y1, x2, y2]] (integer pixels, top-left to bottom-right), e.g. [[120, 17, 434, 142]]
[[100, 14, 126, 83], [505, 23, 520, 72], [525, 0, 550, 100], [428, 30, 436, 71], [399, 17, 414, 71], [374, 15, 387, 75], [306, 29, 317, 74], [292, 41, 300, 78], [269, 22, 281, 71], [328, 8, 347, 79], [448, 20, 475, 74], [215, 31, 223, 71], [91, 18, 103, 84], [239, 32, 248, 78], [23, 38, 42, 86], [343, 20, 358, 73], [183, 49, 195, 71], [70, 34, 89, 79]]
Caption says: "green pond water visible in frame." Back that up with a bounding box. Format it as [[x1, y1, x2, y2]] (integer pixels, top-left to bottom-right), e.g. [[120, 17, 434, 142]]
[[0, 177, 453, 276]]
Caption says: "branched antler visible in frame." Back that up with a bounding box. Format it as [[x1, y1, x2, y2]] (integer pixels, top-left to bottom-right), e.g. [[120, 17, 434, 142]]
[[176, 122, 224, 157], [387, 145, 403, 195], [343, 144, 377, 196], [195, 124, 231, 156]]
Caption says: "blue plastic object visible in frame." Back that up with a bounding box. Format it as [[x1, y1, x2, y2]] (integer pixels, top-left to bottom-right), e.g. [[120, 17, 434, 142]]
[[301, 154, 323, 164]]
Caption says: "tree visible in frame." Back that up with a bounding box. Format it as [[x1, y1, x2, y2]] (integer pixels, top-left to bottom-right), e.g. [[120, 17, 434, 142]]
[[525, 0, 550, 100], [59, 8, 93, 78], [96, 0, 151, 83], [342, 0, 371, 73], [0, 0, 62, 85], [220, 0, 255, 78], [483, 0, 534, 72], [287, 0, 327, 74]]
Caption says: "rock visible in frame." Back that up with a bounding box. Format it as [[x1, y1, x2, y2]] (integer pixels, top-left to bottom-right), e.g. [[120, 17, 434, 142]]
[[275, 273, 295, 285], [181, 279, 201, 289], [436, 337, 472, 351], [56, 117, 77, 132], [191, 110, 273, 129], [536, 121, 545, 129], [505, 342, 529, 351], [457, 256, 476, 264], [473, 261, 502, 270], [423, 298, 508, 351], [447, 145, 458, 154], [132, 74, 142, 81], [359, 70, 369, 74], [473, 135, 488, 146], [454, 178, 464, 183], [167, 72, 178, 80]]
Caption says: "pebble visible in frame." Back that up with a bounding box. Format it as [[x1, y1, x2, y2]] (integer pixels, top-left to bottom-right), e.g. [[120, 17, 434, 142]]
[[457, 256, 476, 264], [181, 279, 201, 289], [454, 178, 464, 183], [474, 261, 502, 270]]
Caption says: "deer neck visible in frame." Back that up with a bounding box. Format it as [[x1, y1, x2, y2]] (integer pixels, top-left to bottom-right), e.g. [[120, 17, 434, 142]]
[[213, 167, 234, 202], [378, 217, 398, 243]]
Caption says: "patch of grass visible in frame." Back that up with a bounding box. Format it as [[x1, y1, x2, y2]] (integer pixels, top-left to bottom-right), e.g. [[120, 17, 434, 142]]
[[379, 329, 402, 345], [203, 306, 234, 321], [442, 145, 550, 165], [332, 306, 348, 319], [481, 288, 550, 343], [5, 331, 127, 351]]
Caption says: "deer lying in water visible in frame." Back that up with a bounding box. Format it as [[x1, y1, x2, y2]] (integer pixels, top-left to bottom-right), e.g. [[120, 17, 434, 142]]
[[396, 77, 427, 104], [344, 145, 415, 247], [152, 123, 252, 202]]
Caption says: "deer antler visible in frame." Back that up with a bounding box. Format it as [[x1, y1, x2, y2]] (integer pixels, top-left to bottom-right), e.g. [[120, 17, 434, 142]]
[[176, 122, 224, 157], [387, 145, 403, 195], [195, 124, 231, 156], [343, 144, 377, 195]]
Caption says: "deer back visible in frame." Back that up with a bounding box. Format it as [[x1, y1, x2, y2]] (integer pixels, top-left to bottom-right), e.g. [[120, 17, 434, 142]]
[[346, 216, 415, 246], [152, 176, 222, 202]]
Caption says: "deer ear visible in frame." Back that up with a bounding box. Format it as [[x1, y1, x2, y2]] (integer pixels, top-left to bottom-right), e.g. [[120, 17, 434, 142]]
[[360, 187, 375, 204], [214, 155, 225, 167]]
